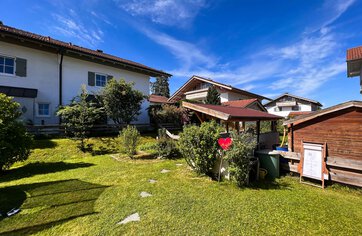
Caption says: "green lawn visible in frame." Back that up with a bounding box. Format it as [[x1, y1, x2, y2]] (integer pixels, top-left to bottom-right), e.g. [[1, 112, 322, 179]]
[[0, 137, 361, 235]]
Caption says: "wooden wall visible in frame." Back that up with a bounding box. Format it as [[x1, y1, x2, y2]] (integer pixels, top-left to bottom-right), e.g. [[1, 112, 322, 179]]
[[287, 107, 362, 187]]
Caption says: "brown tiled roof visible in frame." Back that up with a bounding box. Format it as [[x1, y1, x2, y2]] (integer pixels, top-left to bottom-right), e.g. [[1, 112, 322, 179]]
[[222, 99, 258, 108], [288, 111, 313, 118], [264, 93, 322, 107], [149, 94, 172, 104], [182, 102, 281, 121], [0, 23, 171, 77], [347, 46, 362, 61]]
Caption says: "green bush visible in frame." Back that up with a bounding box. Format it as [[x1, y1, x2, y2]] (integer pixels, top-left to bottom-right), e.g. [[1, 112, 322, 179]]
[[157, 138, 178, 159], [119, 125, 140, 158], [225, 132, 256, 187], [0, 93, 33, 171], [178, 121, 221, 176]]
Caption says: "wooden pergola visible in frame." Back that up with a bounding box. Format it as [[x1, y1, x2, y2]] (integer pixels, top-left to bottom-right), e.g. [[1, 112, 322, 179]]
[[182, 102, 282, 143]]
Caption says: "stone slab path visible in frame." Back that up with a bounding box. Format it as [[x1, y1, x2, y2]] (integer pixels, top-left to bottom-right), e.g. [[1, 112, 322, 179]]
[[140, 191, 152, 198], [117, 213, 140, 225], [160, 169, 170, 173]]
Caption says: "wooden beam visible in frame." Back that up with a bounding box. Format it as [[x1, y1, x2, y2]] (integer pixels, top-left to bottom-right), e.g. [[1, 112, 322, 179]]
[[195, 112, 204, 123], [182, 102, 230, 120]]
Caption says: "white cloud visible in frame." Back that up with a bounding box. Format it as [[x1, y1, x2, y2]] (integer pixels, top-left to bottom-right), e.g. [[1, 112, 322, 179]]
[[117, 0, 207, 27], [142, 28, 217, 70], [305, 0, 355, 34], [52, 12, 104, 47]]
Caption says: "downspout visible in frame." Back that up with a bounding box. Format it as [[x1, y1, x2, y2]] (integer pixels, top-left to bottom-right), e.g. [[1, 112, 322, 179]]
[[58, 49, 64, 124]]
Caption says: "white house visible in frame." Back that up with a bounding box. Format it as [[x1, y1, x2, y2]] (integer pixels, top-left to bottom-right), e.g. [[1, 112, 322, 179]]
[[0, 23, 171, 126], [264, 93, 322, 118], [168, 75, 269, 104]]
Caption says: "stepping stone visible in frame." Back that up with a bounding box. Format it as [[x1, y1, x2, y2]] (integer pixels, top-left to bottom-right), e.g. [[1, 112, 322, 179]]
[[140, 191, 152, 198], [149, 179, 157, 183], [176, 163, 183, 166], [160, 169, 170, 173], [117, 213, 140, 225]]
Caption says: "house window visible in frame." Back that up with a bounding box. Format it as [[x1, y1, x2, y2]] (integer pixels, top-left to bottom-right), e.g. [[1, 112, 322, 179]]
[[0, 55, 15, 75], [292, 105, 300, 111], [37, 103, 50, 117], [95, 73, 107, 87]]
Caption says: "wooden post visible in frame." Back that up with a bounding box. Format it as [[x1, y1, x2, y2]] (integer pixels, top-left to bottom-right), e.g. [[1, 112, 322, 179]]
[[235, 121, 240, 134], [226, 122, 229, 133], [271, 121, 276, 132], [256, 120, 260, 146]]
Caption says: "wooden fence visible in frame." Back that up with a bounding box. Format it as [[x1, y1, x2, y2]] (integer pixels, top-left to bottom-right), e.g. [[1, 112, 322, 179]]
[[26, 124, 153, 137]]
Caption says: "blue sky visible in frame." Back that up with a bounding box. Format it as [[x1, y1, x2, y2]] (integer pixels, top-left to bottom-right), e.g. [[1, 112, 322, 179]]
[[1, 0, 361, 106]]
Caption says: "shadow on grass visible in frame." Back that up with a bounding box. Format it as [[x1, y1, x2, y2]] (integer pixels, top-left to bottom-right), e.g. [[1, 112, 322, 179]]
[[0, 162, 94, 183], [83, 138, 119, 156], [31, 139, 58, 149], [249, 179, 292, 190], [0, 179, 108, 235]]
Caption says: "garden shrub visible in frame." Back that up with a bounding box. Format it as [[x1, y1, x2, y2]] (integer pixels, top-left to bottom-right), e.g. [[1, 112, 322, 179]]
[[0, 93, 33, 171], [225, 132, 256, 187], [119, 125, 140, 158], [157, 138, 178, 159], [149, 104, 190, 125], [57, 85, 103, 151], [178, 121, 221, 176]]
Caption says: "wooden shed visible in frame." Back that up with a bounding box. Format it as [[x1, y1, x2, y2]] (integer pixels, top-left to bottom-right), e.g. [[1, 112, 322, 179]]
[[283, 101, 362, 187]]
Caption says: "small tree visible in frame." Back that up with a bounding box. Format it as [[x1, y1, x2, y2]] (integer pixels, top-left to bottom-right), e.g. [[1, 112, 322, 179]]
[[57, 85, 103, 151], [225, 132, 256, 187], [205, 86, 221, 105], [101, 79, 145, 125], [178, 121, 221, 176], [0, 93, 33, 172], [151, 77, 170, 98], [119, 125, 140, 158]]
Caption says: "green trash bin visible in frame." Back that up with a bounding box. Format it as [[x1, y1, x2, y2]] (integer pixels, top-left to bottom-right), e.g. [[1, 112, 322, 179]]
[[256, 150, 280, 179]]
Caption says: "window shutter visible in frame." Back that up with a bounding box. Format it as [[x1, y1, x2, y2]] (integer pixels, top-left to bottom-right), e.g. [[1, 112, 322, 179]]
[[107, 75, 113, 83], [88, 72, 95, 86], [15, 58, 27, 77]]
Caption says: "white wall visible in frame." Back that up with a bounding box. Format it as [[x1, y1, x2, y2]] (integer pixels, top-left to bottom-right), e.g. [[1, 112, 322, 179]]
[[62, 56, 151, 124], [0, 42, 151, 125], [0, 41, 59, 125], [266, 102, 313, 117]]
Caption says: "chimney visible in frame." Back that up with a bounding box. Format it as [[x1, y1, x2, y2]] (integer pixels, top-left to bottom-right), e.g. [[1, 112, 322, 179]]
[[96, 49, 103, 53]]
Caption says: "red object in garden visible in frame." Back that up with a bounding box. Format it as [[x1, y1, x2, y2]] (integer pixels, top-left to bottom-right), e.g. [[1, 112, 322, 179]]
[[218, 137, 232, 150]]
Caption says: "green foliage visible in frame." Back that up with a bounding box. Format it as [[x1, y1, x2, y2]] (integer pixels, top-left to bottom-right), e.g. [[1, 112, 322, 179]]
[[156, 129, 179, 159], [119, 125, 140, 158], [151, 77, 170, 98], [156, 138, 178, 159], [225, 132, 256, 187], [100, 79, 145, 124], [0, 93, 33, 171], [205, 86, 221, 105], [178, 121, 221, 176], [149, 104, 188, 124], [57, 85, 103, 151]]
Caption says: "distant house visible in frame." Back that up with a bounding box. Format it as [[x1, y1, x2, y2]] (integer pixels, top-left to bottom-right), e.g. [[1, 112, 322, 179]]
[[168, 75, 269, 104], [264, 93, 322, 118], [148, 94, 172, 105], [346, 45, 362, 94], [0, 23, 171, 126]]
